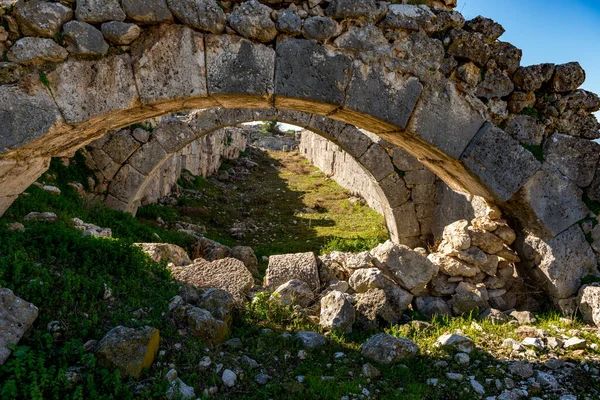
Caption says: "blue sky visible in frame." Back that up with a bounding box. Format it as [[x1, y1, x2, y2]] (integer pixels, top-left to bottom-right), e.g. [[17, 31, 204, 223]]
[[460, 0, 600, 100]]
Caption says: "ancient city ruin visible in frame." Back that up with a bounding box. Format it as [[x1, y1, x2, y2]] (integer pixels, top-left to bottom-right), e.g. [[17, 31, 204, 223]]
[[1, 0, 600, 398]]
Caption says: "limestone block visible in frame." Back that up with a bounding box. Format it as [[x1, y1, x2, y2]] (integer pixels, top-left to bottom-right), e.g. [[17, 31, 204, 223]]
[[377, 173, 410, 208], [227, 0, 276, 42], [96, 326, 159, 378], [358, 144, 394, 182], [0, 85, 66, 152], [361, 333, 419, 364], [275, 38, 353, 114], [385, 201, 420, 239], [127, 140, 168, 176], [578, 284, 600, 328], [276, 8, 301, 35], [185, 307, 228, 346], [264, 252, 320, 292], [205, 35, 275, 107], [122, 0, 173, 24], [319, 291, 355, 333], [153, 119, 196, 154], [135, 243, 192, 266], [48, 54, 139, 125], [14, 0, 73, 38], [131, 25, 208, 105], [460, 122, 541, 202], [326, 0, 386, 21], [407, 77, 485, 159], [75, 0, 126, 23], [101, 22, 142, 45], [7, 37, 68, 65], [103, 130, 141, 165], [380, 4, 435, 31], [392, 147, 422, 171], [62, 21, 109, 58], [507, 166, 589, 238], [513, 63, 555, 92], [271, 280, 314, 308], [517, 225, 596, 299], [108, 164, 147, 202], [504, 115, 544, 147], [308, 116, 371, 158], [338, 63, 423, 132], [167, 0, 226, 33], [551, 62, 585, 93], [0, 288, 38, 365], [170, 258, 254, 302], [302, 16, 339, 41], [543, 133, 600, 188]]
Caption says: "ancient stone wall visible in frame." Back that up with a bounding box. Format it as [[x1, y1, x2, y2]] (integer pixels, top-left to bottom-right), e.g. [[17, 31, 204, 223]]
[[1, 0, 600, 303]]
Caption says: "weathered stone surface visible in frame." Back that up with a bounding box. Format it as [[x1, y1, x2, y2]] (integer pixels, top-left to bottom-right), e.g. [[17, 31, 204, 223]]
[[264, 252, 320, 292], [96, 326, 159, 378], [385, 202, 421, 239], [227, 0, 276, 43], [460, 122, 541, 202], [7, 37, 68, 65], [578, 284, 600, 328], [101, 21, 142, 45], [0, 288, 38, 365], [170, 258, 254, 302], [504, 115, 544, 147], [326, 0, 385, 21], [127, 140, 168, 176], [354, 288, 402, 329], [442, 219, 471, 251], [435, 333, 474, 353], [76, 0, 126, 23], [122, 0, 173, 24], [276, 8, 301, 35], [464, 16, 504, 42], [508, 166, 589, 238], [361, 333, 419, 364], [197, 288, 235, 327], [371, 241, 437, 294], [271, 280, 314, 308], [49, 54, 139, 125], [15, 0, 73, 38], [380, 4, 435, 31], [0, 62, 24, 85], [544, 133, 600, 187], [513, 63, 555, 92], [132, 24, 207, 105], [476, 69, 514, 99], [0, 85, 66, 152], [342, 63, 423, 131], [275, 38, 352, 113], [152, 119, 196, 153], [230, 246, 258, 275], [302, 16, 339, 41], [63, 21, 109, 58], [551, 62, 585, 93], [320, 291, 355, 333], [349, 268, 413, 312], [358, 144, 394, 182], [333, 24, 390, 63], [167, 0, 226, 33], [186, 307, 228, 346], [491, 41, 522, 74], [135, 243, 192, 266], [468, 228, 504, 254], [102, 130, 141, 164], [206, 34, 274, 103], [447, 30, 491, 67], [415, 296, 452, 317], [428, 253, 478, 277], [407, 76, 485, 159], [517, 224, 596, 299]]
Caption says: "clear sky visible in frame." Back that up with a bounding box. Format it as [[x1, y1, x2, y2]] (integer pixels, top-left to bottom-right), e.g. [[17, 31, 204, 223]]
[[459, 0, 600, 99]]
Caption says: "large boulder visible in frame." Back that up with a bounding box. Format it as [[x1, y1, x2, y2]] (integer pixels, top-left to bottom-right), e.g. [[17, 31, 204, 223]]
[[14, 0, 73, 38], [95, 326, 160, 378], [370, 241, 437, 295], [271, 280, 314, 308], [136, 243, 192, 266], [264, 252, 320, 292], [578, 284, 600, 328], [0, 288, 38, 365], [361, 333, 419, 364], [230, 246, 259, 275], [354, 288, 402, 329], [170, 258, 254, 302], [319, 291, 355, 333], [197, 288, 235, 327]]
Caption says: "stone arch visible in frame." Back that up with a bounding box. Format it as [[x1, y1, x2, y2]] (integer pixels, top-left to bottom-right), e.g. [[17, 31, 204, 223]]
[[94, 108, 420, 245], [2, 0, 600, 300]]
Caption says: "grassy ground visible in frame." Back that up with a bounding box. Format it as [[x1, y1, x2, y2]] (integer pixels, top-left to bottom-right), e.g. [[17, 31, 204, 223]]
[[137, 148, 388, 265]]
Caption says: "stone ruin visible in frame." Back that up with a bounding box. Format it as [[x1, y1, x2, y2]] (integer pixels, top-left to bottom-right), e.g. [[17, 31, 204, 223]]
[[0, 0, 600, 308]]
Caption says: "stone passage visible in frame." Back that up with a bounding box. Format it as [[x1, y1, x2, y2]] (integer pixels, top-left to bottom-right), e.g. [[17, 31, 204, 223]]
[[1, 0, 600, 302]]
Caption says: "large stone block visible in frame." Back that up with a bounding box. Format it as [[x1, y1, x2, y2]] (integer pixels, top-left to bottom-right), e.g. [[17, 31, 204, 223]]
[[121, 0, 173, 24], [264, 252, 320, 292], [0, 288, 38, 365], [275, 39, 353, 114], [543, 133, 600, 188], [406, 77, 485, 159], [108, 164, 147, 202], [385, 201, 420, 239], [336, 62, 423, 133], [131, 25, 210, 106], [460, 122, 541, 202], [48, 54, 139, 125], [308, 115, 371, 158], [14, 0, 73, 38], [205, 34, 275, 108], [377, 173, 410, 208], [0, 85, 66, 153], [507, 166, 589, 238], [517, 225, 596, 299], [152, 119, 196, 153], [127, 140, 168, 176], [358, 144, 395, 182]]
